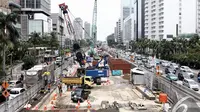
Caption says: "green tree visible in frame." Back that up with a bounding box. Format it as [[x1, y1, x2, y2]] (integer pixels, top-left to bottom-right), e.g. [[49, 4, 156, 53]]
[[22, 55, 36, 70], [0, 12, 20, 75], [28, 32, 42, 58]]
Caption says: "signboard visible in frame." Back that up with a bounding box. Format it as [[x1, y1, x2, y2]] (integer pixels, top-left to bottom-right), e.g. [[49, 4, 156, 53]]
[[2, 90, 10, 98], [2, 81, 9, 89], [28, 13, 34, 20]]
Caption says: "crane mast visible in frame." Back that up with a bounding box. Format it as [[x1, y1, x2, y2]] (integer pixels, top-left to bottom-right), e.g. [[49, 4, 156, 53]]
[[92, 0, 97, 45], [89, 0, 97, 56]]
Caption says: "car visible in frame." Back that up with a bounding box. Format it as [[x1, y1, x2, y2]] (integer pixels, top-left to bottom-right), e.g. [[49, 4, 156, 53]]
[[198, 72, 200, 82], [170, 63, 179, 69], [7, 80, 23, 91], [183, 79, 199, 91], [162, 61, 170, 67], [166, 73, 178, 81], [9, 88, 26, 100], [180, 66, 192, 72], [181, 70, 194, 78], [71, 88, 90, 102], [165, 68, 176, 74], [178, 73, 190, 81]]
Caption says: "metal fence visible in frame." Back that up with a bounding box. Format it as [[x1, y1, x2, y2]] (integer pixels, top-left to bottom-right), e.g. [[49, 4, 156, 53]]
[[153, 76, 179, 104], [0, 63, 55, 112], [0, 81, 42, 112]]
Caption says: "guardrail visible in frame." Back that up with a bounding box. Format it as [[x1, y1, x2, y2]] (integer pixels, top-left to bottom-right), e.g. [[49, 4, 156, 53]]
[[0, 63, 56, 112], [161, 76, 200, 101], [0, 82, 43, 112]]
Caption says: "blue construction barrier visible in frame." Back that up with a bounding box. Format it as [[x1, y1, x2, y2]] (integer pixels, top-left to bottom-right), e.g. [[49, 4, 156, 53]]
[[112, 70, 123, 76]]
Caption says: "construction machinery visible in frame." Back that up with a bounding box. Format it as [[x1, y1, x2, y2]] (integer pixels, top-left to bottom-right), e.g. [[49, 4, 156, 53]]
[[88, 0, 98, 57]]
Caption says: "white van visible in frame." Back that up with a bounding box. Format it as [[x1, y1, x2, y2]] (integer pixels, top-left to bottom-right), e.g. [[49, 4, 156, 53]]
[[183, 79, 199, 91]]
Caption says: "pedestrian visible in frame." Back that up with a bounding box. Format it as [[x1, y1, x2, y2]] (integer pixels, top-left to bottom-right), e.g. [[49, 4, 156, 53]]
[[48, 84, 51, 92], [21, 73, 24, 81]]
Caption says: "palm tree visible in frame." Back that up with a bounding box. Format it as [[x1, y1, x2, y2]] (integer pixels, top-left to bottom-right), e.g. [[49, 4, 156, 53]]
[[0, 12, 20, 75]]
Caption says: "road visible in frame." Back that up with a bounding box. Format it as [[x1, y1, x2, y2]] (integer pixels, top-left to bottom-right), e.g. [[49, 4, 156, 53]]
[[38, 75, 161, 111]]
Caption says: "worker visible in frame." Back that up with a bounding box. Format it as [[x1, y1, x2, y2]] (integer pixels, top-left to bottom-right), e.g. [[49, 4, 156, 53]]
[[48, 84, 51, 92], [58, 83, 62, 94]]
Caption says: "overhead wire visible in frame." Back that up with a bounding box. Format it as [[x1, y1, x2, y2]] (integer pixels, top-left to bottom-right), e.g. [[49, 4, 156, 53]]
[[67, 9, 92, 39]]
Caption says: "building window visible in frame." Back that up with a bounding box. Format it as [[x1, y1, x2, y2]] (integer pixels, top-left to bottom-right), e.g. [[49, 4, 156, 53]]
[[53, 24, 56, 26], [159, 26, 164, 29], [159, 17, 164, 20], [159, 30, 164, 33], [159, 0, 164, 2], [159, 12, 164, 15], [20, 0, 25, 8], [159, 3, 164, 7], [26, 0, 34, 8], [36, 0, 41, 8], [53, 28, 57, 31]]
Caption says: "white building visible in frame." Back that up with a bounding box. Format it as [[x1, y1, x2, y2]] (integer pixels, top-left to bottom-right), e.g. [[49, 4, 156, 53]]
[[144, 0, 200, 40], [73, 18, 83, 40], [114, 27, 118, 41], [124, 13, 135, 41], [116, 19, 123, 43], [144, 0, 180, 40], [84, 22, 91, 39]]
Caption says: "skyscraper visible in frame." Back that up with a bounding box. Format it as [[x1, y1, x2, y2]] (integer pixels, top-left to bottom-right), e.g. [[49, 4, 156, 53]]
[[73, 17, 83, 39], [84, 22, 91, 39]]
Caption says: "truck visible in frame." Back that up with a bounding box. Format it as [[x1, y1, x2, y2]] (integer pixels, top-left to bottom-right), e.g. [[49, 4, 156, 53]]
[[71, 88, 91, 102], [61, 76, 93, 89], [85, 69, 109, 85]]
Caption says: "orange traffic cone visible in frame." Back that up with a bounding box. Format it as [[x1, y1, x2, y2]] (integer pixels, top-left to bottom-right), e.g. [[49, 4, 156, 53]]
[[51, 105, 54, 110], [87, 104, 91, 109], [76, 105, 79, 110], [53, 95, 56, 100], [87, 100, 90, 105], [78, 100, 80, 106], [44, 105, 47, 111], [34, 105, 38, 110]]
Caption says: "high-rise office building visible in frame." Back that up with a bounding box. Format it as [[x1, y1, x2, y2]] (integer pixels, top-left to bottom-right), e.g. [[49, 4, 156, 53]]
[[123, 0, 145, 41], [17, 0, 51, 40], [144, 0, 179, 40], [124, 14, 134, 42], [51, 13, 65, 46], [84, 22, 91, 39], [116, 19, 122, 43], [73, 18, 83, 40]]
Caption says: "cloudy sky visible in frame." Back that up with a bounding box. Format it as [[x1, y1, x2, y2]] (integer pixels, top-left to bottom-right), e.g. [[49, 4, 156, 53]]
[[51, 0, 122, 41]]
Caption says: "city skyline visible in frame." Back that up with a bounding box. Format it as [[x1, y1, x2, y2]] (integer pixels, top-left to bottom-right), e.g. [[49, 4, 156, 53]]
[[51, 0, 121, 41]]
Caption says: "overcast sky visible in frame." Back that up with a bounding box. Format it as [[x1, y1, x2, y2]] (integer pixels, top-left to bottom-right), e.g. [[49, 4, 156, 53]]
[[51, 0, 121, 41]]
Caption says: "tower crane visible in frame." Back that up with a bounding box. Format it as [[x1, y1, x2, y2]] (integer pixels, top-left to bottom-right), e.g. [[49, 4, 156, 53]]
[[88, 0, 97, 56]]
